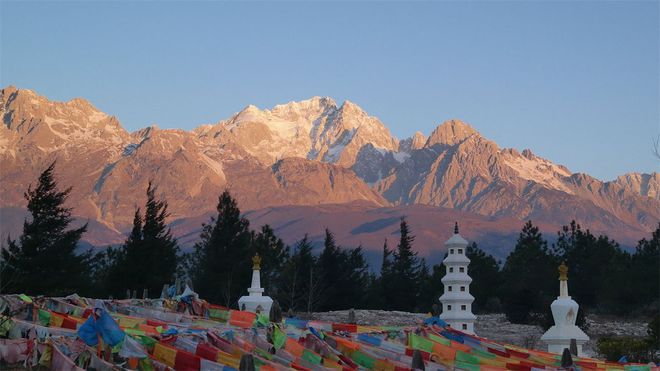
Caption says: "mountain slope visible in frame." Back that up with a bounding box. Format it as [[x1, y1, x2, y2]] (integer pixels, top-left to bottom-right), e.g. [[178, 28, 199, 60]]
[[1, 86, 657, 255]]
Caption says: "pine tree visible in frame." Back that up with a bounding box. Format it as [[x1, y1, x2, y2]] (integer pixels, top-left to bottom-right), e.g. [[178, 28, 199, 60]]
[[466, 242, 501, 313], [501, 221, 556, 324], [1, 162, 91, 296], [317, 229, 341, 310], [251, 225, 289, 298], [279, 235, 316, 311], [378, 239, 394, 309], [554, 221, 628, 310], [415, 258, 436, 312], [106, 183, 179, 298], [335, 245, 369, 309], [191, 190, 252, 306], [389, 217, 420, 312], [629, 225, 659, 311]]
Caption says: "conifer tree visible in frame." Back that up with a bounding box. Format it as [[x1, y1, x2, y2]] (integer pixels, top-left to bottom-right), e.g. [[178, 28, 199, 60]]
[[378, 239, 394, 309], [191, 190, 252, 306], [279, 235, 316, 311], [251, 224, 289, 298], [107, 183, 179, 298], [501, 221, 556, 323], [317, 229, 341, 310], [335, 245, 369, 309], [466, 242, 501, 313], [554, 221, 628, 310], [1, 162, 91, 296], [415, 258, 436, 312], [628, 225, 659, 310], [389, 217, 420, 312]]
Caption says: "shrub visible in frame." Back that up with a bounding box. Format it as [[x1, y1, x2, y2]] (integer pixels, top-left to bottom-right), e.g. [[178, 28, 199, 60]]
[[597, 336, 657, 363]]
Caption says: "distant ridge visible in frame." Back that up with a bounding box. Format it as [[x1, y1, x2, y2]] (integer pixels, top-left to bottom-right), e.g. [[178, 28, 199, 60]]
[[1, 86, 657, 257]]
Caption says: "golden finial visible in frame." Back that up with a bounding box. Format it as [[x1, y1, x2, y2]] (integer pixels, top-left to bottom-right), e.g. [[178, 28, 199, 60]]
[[558, 262, 568, 281], [252, 253, 262, 270]]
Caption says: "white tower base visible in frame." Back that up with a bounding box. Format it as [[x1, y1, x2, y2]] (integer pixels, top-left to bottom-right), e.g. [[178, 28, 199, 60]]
[[238, 265, 273, 314], [541, 266, 589, 356]]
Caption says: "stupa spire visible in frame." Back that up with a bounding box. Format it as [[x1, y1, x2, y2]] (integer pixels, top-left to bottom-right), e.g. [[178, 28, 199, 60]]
[[454, 221, 459, 234]]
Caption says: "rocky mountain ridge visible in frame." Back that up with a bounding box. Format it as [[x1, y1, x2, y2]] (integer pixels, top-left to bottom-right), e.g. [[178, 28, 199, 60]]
[[1, 86, 657, 254]]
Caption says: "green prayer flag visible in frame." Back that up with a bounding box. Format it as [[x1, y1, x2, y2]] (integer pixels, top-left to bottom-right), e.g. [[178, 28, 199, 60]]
[[125, 328, 146, 336], [139, 357, 155, 371], [352, 350, 376, 369], [273, 326, 286, 350], [470, 348, 496, 359], [256, 313, 269, 327], [38, 309, 51, 327], [254, 347, 272, 360], [209, 308, 230, 322], [0, 316, 13, 337], [455, 360, 481, 371], [132, 335, 157, 349], [253, 356, 266, 368], [409, 333, 434, 353], [19, 294, 32, 303], [302, 349, 322, 365], [456, 350, 481, 365], [428, 333, 451, 346]]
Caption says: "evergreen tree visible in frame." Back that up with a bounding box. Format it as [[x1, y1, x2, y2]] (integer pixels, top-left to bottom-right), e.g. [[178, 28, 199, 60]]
[[191, 190, 252, 306], [629, 225, 660, 312], [501, 221, 557, 324], [389, 217, 420, 312], [317, 229, 341, 310], [105, 183, 179, 298], [378, 239, 394, 309], [466, 242, 501, 313], [251, 225, 289, 298], [415, 258, 438, 313], [554, 221, 629, 312], [279, 235, 316, 311], [316, 229, 370, 310], [335, 245, 370, 309], [1, 162, 91, 296]]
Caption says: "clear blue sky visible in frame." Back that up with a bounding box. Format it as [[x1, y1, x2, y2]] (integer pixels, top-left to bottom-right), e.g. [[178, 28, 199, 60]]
[[2, 1, 658, 180]]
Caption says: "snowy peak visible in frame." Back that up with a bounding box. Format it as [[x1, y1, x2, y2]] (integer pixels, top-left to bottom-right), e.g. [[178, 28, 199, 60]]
[[271, 96, 338, 117], [425, 119, 479, 147], [207, 97, 398, 167], [499, 147, 573, 193]]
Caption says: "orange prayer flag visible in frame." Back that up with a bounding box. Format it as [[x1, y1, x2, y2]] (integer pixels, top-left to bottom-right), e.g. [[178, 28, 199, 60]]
[[153, 343, 177, 368]]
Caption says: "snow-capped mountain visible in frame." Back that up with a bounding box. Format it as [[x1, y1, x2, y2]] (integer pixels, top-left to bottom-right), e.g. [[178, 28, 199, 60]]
[[194, 97, 398, 167], [1, 86, 657, 252]]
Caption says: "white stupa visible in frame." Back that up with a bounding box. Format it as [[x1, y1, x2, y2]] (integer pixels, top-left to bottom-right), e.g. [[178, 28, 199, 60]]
[[238, 254, 273, 314], [541, 262, 589, 356], [439, 222, 477, 334]]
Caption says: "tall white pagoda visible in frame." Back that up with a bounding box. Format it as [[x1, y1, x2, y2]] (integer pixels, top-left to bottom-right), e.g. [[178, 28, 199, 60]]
[[541, 262, 589, 356], [238, 254, 273, 314], [439, 222, 477, 334]]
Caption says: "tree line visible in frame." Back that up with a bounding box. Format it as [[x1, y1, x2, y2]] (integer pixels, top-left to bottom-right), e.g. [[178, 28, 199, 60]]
[[2, 163, 658, 325]]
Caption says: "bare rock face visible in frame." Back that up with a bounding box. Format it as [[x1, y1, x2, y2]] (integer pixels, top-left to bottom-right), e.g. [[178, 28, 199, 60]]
[[374, 120, 659, 232], [271, 158, 388, 206], [0, 86, 657, 251], [610, 172, 660, 200]]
